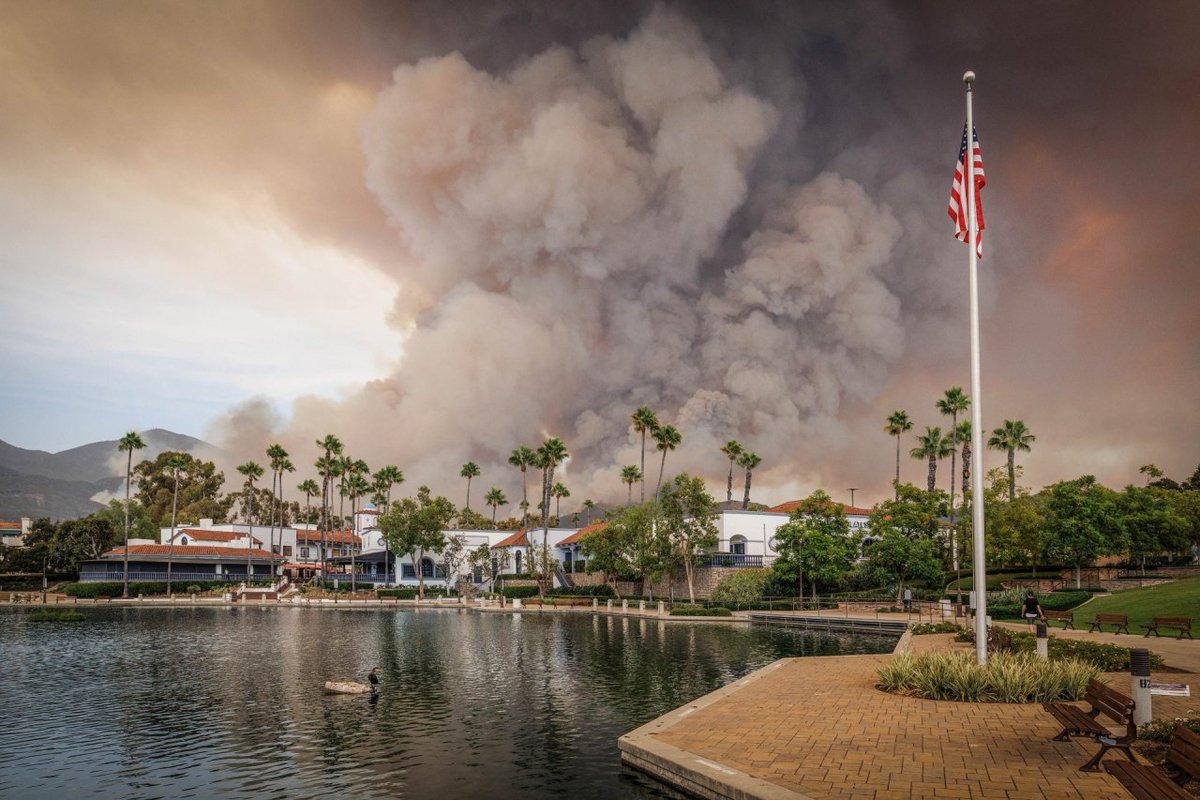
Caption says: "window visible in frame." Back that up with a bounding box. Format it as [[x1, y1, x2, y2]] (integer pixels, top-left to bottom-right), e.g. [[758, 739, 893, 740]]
[[514, 551, 522, 574], [300, 547, 310, 559], [420, 558, 435, 578], [283, 546, 292, 556], [180, 535, 188, 546], [730, 535, 747, 556], [401, 563, 416, 579]]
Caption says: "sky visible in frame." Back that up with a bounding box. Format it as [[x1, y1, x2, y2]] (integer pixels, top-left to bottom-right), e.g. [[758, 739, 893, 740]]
[[1, 0, 1197, 511]]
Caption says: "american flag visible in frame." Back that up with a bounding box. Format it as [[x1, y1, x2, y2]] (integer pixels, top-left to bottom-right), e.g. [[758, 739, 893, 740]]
[[948, 123, 986, 258]]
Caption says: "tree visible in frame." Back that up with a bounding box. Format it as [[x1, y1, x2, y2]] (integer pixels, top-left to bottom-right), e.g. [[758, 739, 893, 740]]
[[580, 521, 634, 596], [133, 451, 232, 525], [373, 465, 404, 512], [988, 420, 1036, 501], [1120, 484, 1188, 574], [509, 445, 535, 530], [484, 487, 507, 527], [956, 420, 972, 502], [652, 424, 682, 499], [438, 534, 468, 588], [237, 461, 265, 579], [884, 410, 914, 499], [551, 482, 570, 521], [379, 486, 455, 599], [595, 502, 666, 597], [164, 452, 189, 596], [620, 465, 642, 505], [738, 451, 762, 509], [118, 430, 146, 597], [460, 461, 481, 512], [1139, 464, 1164, 484], [582, 498, 595, 525], [772, 490, 857, 602], [866, 484, 948, 602], [467, 542, 509, 588], [631, 405, 659, 504], [1043, 475, 1124, 588], [720, 440, 743, 503], [298, 479, 320, 530], [658, 474, 718, 602], [910, 426, 953, 492], [936, 388, 970, 516], [535, 437, 568, 590], [315, 434, 344, 578], [23, 515, 120, 576], [345, 469, 371, 591]]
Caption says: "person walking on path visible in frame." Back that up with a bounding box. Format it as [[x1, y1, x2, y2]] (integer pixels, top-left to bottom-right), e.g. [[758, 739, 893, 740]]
[[903, 587, 913, 611], [1022, 590, 1044, 630]]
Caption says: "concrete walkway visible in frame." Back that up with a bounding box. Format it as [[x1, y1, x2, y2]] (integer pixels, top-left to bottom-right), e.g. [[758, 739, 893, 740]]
[[621, 623, 1199, 800]]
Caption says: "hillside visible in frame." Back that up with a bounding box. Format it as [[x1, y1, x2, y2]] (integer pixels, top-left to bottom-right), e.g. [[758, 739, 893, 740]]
[[0, 464, 107, 520]]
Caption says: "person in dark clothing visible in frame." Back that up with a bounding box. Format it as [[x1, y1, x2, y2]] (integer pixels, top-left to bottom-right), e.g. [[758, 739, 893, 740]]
[[368, 667, 380, 692], [1022, 590, 1044, 630]]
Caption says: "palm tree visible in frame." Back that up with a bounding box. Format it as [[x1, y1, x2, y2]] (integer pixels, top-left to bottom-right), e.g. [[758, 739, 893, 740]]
[[738, 451, 762, 509], [956, 420, 972, 503], [936, 388, 970, 515], [460, 461, 481, 512], [117, 431, 146, 598], [345, 471, 370, 592], [315, 434, 344, 582], [582, 499, 595, 525], [652, 424, 682, 498], [884, 410, 913, 499], [621, 465, 642, 505], [484, 487, 507, 527], [536, 437, 569, 588], [373, 465, 404, 511], [509, 445, 535, 529], [910, 427, 953, 492], [266, 443, 288, 574], [298, 479, 320, 528], [552, 482, 570, 521], [237, 461, 265, 580], [631, 406, 659, 504], [164, 452, 188, 597], [988, 419, 1036, 501], [720, 440, 743, 502]]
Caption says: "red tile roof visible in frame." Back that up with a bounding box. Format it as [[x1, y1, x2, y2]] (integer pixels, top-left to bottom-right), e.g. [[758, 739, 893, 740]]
[[101, 544, 275, 559], [297, 529, 360, 544], [494, 530, 530, 548], [178, 529, 262, 544], [559, 521, 606, 546], [767, 501, 873, 516], [0, 521, 21, 530]]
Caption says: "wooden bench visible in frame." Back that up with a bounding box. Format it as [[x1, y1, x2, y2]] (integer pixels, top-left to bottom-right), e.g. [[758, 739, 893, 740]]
[[1141, 616, 1193, 640], [1105, 723, 1200, 799], [1044, 610, 1076, 629], [1043, 678, 1138, 771], [94, 596, 112, 603], [1090, 612, 1131, 634], [545, 597, 595, 607]]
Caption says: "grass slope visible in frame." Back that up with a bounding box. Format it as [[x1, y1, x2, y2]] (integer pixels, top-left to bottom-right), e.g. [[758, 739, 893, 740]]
[[1075, 576, 1200, 631]]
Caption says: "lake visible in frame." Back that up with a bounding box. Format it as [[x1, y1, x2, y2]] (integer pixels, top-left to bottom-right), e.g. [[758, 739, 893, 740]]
[[0, 606, 897, 799]]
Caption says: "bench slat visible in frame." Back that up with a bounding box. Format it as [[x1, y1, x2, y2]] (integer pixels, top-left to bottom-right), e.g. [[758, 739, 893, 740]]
[[1106, 761, 1191, 800]]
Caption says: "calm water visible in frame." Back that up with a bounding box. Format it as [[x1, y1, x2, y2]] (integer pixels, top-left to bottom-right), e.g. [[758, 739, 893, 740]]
[[0, 607, 895, 799]]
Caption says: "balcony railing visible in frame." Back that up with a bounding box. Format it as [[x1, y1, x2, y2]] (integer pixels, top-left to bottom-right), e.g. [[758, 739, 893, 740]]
[[78, 571, 262, 582], [699, 553, 764, 568]]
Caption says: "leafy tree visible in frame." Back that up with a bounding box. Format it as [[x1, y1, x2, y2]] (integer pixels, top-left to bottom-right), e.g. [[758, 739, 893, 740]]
[[438, 534, 468, 588], [658, 474, 718, 602], [652, 424, 682, 498], [1120, 484, 1188, 573], [910, 426, 954, 492], [23, 515, 120, 576], [720, 440, 743, 503], [92, 498, 157, 542], [862, 528, 943, 603], [379, 486, 454, 599], [620, 465, 641, 504], [773, 490, 858, 601], [455, 506, 492, 530], [1043, 475, 1124, 588], [118, 430, 146, 597], [737, 450, 762, 509], [460, 461, 481, 511], [581, 516, 636, 596], [631, 405, 659, 504], [133, 451, 232, 525], [1139, 464, 1164, 484], [884, 410, 914, 498], [467, 542, 509, 587], [988, 419, 1036, 501], [936, 389, 970, 515]]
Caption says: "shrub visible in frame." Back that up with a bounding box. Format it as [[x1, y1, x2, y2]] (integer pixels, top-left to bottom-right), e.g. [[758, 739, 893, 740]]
[[670, 604, 732, 617], [500, 585, 540, 599], [711, 568, 771, 604], [876, 651, 1097, 702], [185, 585, 202, 594], [377, 588, 453, 599], [1138, 717, 1200, 742], [27, 609, 86, 622], [910, 621, 966, 635], [959, 629, 1166, 671], [546, 585, 614, 597], [64, 580, 244, 597]]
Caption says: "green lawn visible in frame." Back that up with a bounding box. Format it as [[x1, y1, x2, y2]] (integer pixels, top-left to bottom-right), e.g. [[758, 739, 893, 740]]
[[1073, 576, 1200, 631], [946, 572, 1041, 591]]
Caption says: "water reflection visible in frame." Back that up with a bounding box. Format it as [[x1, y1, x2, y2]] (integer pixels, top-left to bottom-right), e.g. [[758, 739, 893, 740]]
[[0, 607, 894, 799]]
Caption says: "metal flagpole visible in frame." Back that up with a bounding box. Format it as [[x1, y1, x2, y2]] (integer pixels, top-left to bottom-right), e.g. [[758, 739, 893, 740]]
[[964, 70, 988, 664]]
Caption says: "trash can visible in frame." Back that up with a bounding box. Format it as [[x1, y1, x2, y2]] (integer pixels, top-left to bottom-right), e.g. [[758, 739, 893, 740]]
[[939, 599, 952, 619]]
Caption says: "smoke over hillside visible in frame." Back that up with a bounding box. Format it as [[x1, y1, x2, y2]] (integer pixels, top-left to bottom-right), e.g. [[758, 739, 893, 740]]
[[210, 6, 944, 504]]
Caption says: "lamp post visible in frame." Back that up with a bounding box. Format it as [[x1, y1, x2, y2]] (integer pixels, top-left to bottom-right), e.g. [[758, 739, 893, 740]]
[[848, 488, 859, 508]]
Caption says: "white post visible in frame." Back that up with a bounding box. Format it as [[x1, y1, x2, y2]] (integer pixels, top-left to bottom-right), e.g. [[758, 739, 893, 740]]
[[965, 69, 988, 664]]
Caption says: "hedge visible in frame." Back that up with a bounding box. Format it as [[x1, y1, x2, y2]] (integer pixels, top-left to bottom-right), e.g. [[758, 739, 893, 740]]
[[64, 580, 254, 597], [670, 604, 732, 617], [546, 585, 614, 597], [376, 588, 454, 599], [989, 590, 1092, 620], [499, 585, 540, 599]]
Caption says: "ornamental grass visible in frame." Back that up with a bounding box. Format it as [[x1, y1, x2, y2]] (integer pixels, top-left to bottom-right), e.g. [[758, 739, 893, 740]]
[[877, 651, 1098, 703]]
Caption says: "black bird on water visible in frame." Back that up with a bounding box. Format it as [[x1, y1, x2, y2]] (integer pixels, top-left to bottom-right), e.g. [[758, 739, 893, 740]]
[[368, 667, 380, 692]]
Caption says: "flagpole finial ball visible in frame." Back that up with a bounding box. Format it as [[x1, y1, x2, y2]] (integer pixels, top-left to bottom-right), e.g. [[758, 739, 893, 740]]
[[963, 70, 976, 84]]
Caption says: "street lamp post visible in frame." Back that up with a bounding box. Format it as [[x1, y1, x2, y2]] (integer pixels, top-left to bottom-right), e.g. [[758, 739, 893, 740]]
[[848, 488, 859, 507]]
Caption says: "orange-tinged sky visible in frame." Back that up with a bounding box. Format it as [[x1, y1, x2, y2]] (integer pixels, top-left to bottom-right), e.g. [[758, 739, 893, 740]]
[[1, 0, 1197, 509]]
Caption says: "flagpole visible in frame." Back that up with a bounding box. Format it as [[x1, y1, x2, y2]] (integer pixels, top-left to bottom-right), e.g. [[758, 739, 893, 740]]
[[964, 69, 988, 664]]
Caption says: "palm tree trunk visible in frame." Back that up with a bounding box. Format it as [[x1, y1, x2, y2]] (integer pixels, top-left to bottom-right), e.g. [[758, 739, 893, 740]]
[[961, 442, 971, 502], [1007, 450, 1016, 501], [492, 505, 497, 526], [727, 459, 734, 502], [465, 477, 471, 512], [742, 469, 752, 509], [417, 547, 425, 599], [269, 471, 278, 577], [640, 431, 647, 504], [927, 455, 936, 492], [627, 481, 632, 505], [167, 470, 179, 597], [894, 434, 901, 499], [948, 413, 958, 514], [656, 449, 668, 499], [123, 450, 132, 598]]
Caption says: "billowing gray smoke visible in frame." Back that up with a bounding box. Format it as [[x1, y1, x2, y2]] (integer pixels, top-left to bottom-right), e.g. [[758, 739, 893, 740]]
[[218, 7, 925, 505]]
